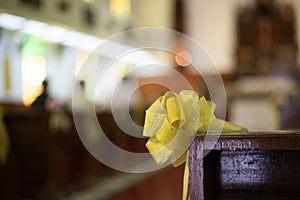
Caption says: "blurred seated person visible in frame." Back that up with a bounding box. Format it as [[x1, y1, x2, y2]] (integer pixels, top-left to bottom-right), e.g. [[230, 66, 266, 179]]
[[30, 80, 57, 111]]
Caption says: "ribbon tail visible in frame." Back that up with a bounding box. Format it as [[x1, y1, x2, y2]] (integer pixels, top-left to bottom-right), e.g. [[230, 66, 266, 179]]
[[182, 150, 190, 200], [172, 150, 188, 167], [211, 118, 248, 133]]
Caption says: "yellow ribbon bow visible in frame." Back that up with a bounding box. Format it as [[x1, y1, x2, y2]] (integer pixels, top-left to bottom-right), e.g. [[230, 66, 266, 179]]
[[143, 90, 247, 167]]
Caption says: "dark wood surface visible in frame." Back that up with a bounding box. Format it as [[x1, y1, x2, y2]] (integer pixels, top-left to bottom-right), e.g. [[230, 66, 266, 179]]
[[3, 107, 300, 200], [2, 109, 175, 200], [112, 166, 184, 200], [2, 110, 112, 199], [189, 131, 300, 200]]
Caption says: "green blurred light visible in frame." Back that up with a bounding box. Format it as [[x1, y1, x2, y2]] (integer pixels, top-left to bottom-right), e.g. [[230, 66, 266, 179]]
[[82, 0, 95, 4], [22, 36, 46, 56]]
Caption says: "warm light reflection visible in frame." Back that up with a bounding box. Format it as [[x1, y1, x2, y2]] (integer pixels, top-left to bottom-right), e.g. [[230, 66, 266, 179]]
[[22, 55, 47, 106], [110, 0, 131, 19], [175, 51, 192, 67]]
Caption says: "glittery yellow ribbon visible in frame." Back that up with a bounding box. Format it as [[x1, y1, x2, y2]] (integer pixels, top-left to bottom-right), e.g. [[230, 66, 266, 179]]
[[143, 90, 247, 167], [143, 90, 247, 200]]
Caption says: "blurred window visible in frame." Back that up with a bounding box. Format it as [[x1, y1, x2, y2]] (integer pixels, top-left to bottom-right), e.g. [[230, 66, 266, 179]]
[[21, 36, 47, 106]]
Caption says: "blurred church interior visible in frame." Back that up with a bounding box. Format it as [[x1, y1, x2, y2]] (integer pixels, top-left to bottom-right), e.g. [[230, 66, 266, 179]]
[[0, 0, 300, 199]]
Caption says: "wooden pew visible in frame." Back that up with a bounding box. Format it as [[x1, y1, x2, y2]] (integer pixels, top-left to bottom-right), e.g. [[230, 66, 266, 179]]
[[189, 131, 300, 200], [3, 109, 51, 199]]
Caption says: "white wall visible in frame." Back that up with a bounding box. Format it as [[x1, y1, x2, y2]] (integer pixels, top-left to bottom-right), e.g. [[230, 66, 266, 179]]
[[0, 29, 23, 103], [185, 0, 239, 73], [47, 45, 76, 103], [290, 0, 300, 62], [132, 0, 175, 28]]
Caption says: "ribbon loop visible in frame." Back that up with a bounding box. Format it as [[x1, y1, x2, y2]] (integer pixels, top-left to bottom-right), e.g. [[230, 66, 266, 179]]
[[198, 96, 214, 132], [143, 90, 247, 166]]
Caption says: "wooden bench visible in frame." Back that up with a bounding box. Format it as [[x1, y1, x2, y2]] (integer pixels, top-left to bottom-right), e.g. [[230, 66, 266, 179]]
[[189, 131, 300, 200], [3, 110, 51, 199]]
